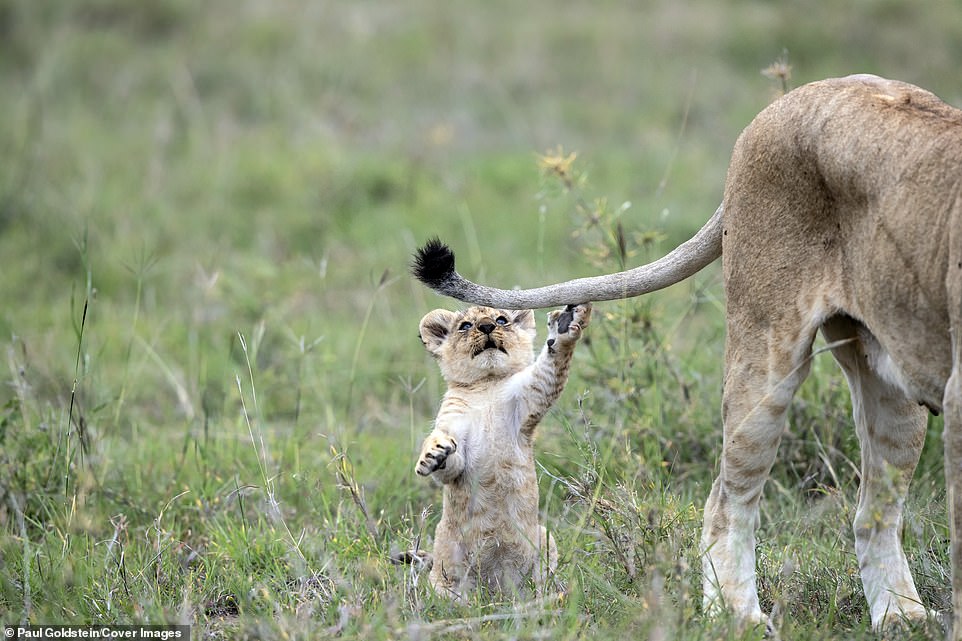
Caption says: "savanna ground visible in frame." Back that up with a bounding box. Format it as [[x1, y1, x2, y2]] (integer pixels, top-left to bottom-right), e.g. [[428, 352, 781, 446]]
[[1, 1, 961, 639]]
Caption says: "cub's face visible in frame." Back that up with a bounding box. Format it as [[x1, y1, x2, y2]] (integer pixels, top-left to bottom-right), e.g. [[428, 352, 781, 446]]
[[419, 306, 536, 384]]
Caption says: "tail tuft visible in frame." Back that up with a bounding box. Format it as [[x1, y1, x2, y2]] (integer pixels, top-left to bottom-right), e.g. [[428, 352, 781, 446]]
[[412, 237, 456, 286]]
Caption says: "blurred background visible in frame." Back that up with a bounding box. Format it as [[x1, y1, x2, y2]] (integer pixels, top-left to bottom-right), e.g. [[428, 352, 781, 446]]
[[1, 0, 961, 634], [3, 0, 961, 433]]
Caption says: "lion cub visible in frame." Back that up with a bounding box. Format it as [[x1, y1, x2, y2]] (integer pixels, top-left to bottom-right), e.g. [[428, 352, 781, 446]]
[[416, 302, 591, 599]]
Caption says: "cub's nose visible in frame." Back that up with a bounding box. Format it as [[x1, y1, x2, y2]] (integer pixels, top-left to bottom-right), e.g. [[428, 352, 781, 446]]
[[478, 322, 496, 335]]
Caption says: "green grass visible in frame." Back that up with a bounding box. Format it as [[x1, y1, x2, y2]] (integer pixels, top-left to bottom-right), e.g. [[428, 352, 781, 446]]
[[0, 0, 960, 638]]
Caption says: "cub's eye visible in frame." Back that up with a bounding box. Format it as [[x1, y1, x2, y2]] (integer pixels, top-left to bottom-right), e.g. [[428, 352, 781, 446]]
[[458, 321, 473, 331], [496, 316, 508, 325]]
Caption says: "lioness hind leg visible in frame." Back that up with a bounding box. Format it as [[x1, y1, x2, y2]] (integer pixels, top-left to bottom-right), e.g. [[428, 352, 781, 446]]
[[702, 318, 817, 628], [822, 317, 929, 630], [946, 329, 962, 641]]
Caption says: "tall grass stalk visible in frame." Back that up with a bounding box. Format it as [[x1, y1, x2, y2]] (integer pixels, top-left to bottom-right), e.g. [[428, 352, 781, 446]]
[[113, 247, 158, 430], [655, 70, 697, 199], [235, 330, 311, 569], [135, 336, 194, 420], [345, 269, 392, 413], [401, 375, 426, 461], [67, 278, 91, 469], [286, 331, 324, 427], [458, 201, 484, 272], [10, 491, 31, 625]]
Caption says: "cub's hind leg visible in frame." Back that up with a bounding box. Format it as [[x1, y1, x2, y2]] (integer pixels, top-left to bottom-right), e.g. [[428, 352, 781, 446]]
[[822, 317, 929, 630]]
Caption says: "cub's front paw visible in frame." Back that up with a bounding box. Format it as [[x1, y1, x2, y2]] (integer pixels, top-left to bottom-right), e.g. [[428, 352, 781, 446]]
[[546, 303, 592, 349], [416, 433, 458, 476]]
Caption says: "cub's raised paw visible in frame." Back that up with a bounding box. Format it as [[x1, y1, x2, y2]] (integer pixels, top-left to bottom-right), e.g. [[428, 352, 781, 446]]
[[416, 433, 458, 476], [546, 303, 592, 349]]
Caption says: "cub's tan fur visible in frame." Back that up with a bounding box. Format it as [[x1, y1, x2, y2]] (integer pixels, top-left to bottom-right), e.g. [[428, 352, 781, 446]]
[[413, 75, 962, 635], [416, 303, 591, 599]]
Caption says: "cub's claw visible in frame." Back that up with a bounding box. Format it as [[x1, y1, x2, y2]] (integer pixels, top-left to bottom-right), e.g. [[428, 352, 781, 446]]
[[416, 434, 458, 476], [547, 303, 592, 349], [555, 305, 577, 334]]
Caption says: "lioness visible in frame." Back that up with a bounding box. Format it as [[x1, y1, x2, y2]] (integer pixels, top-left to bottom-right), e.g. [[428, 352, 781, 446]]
[[412, 74, 962, 635], [416, 303, 591, 598]]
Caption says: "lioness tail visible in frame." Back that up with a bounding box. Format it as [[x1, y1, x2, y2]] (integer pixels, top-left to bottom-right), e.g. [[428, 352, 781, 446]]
[[411, 204, 724, 309]]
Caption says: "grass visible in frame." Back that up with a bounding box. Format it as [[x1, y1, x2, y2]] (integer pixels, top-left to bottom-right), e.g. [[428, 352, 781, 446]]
[[0, 0, 960, 638]]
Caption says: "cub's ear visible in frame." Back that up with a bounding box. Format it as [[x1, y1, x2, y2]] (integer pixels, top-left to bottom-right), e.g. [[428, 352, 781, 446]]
[[418, 309, 457, 355], [511, 309, 537, 337]]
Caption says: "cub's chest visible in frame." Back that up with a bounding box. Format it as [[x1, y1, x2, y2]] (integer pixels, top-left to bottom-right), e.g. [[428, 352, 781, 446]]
[[437, 393, 527, 465]]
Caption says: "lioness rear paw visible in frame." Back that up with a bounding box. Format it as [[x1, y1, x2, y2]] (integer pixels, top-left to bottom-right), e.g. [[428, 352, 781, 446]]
[[547, 303, 591, 348], [416, 433, 458, 476]]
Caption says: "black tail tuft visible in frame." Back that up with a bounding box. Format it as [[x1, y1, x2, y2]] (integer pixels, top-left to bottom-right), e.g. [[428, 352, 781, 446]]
[[412, 237, 456, 286]]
